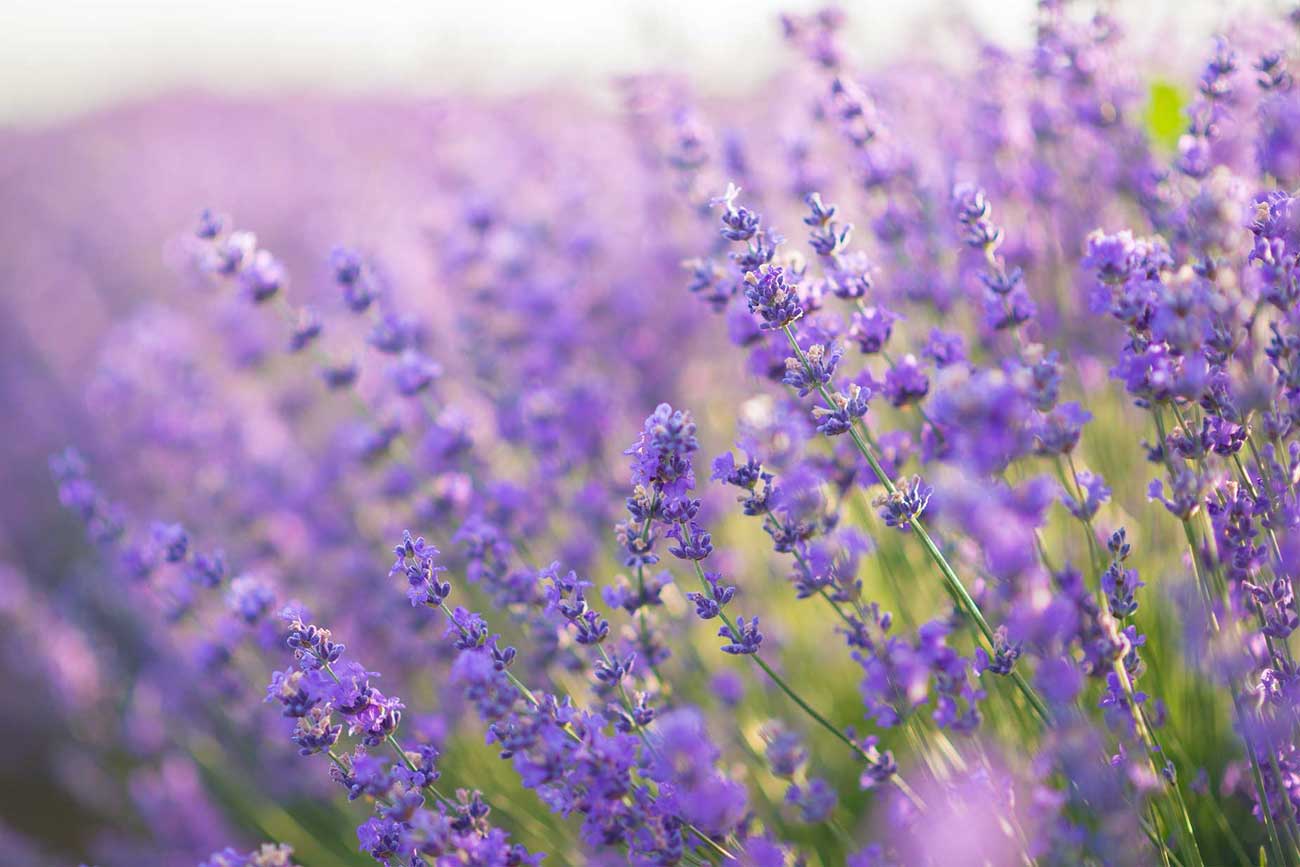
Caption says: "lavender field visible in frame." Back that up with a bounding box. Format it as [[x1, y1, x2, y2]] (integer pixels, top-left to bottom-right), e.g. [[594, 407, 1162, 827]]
[[4, 3, 1300, 865]]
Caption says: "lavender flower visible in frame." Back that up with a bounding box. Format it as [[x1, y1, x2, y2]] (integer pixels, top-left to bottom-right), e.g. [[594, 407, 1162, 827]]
[[873, 475, 932, 531], [29, 9, 1300, 865]]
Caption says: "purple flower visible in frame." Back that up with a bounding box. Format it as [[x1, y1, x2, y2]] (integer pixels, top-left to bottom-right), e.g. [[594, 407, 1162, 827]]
[[786, 777, 837, 823], [1083, 229, 1136, 284], [848, 306, 899, 355], [874, 475, 932, 531], [765, 728, 808, 777], [718, 616, 763, 654], [974, 627, 1023, 677], [713, 183, 761, 242], [390, 350, 441, 397], [743, 265, 804, 330], [647, 709, 748, 834], [330, 246, 378, 313], [882, 355, 930, 407], [151, 521, 189, 563], [952, 182, 1002, 248], [783, 342, 841, 396], [239, 250, 286, 304], [200, 844, 300, 867], [811, 382, 870, 436], [228, 575, 275, 624], [288, 307, 323, 352], [1062, 471, 1110, 521], [1102, 564, 1145, 619], [685, 571, 734, 620], [391, 530, 450, 608], [194, 208, 225, 240], [542, 565, 609, 645], [1034, 402, 1091, 455]]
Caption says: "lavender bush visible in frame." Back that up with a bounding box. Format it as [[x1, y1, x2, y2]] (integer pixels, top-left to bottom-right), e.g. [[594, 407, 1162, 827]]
[[8, 3, 1300, 864]]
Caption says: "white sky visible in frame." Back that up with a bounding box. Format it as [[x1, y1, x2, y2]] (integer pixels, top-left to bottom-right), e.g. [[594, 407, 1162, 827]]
[[0, 0, 1262, 127]]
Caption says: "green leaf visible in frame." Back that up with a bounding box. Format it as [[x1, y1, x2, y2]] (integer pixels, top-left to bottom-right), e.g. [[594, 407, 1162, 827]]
[[1145, 79, 1188, 152]]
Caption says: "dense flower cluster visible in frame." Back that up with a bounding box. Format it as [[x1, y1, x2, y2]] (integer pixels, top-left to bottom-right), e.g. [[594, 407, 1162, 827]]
[[12, 3, 1300, 866]]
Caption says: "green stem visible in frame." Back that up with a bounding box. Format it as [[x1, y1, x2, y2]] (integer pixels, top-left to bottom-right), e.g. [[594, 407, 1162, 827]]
[[677, 521, 925, 811], [780, 324, 1053, 728], [437, 601, 737, 861]]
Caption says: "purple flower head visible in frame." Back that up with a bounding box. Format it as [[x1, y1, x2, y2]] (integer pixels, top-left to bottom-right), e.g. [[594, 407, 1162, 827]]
[[542, 565, 609, 645], [150, 521, 189, 563], [804, 192, 853, 256], [733, 226, 785, 272], [1062, 470, 1110, 522], [390, 350, 442, 397], [281, 608, 345, 669], [718, 615, 763, 654], [931, 367, 1034, 474], [979, 264, 1024, 298], [743, 265, 804, 331], [786, 777, 838, 823], [812, 382, 870, 436], [783, 342, 841, 396], [266, 667, 318, 718], [200, 844, 301, 867], [1148, 469, 1203, 520], [319, 359, 360, 390], [186, 550, 226, 588], [874, 475, 933, 531], [666, 520, 713, 561], [1102, 564, 1145, 619], [803, 191, 837, 227], [685, 570, 735, 620], [239, 250, 286, 304], [857, 736, 898, 790], [292, 706, 343, 757], [711, 183, 761, 242], [1198, 35, 1238, 100], [1256, 51, 1292, 91], [194, 208, 225, 240], [647, 709, 747, 835], [208, 230, 256, 276], [883, 354, 930, 408], [711, 671, 745, 707], [228, 575, 275, 624], [368, 312, 418, 354], [287, 307, 323, 352], [348, 690, 404, 747], [764, 727, 808, 777], [711, 450, 764, 490], [1034, 402, 1091, 455], [1083, 229, 1136, 284], [329, 246, 376, 312], [849, 306, 900, 355], [391, 530, 450, 607], [952, 182, 1002, 248], [983, 285, 1036, 332], [974, 626, 1023, 676], [626, 403, 698, 504], [328, 660, 379, 715], [923, 328, 967, 368]]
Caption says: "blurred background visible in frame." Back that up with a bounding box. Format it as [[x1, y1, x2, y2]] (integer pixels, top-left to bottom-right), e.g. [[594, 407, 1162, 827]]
[[0, 0, 1255, 126]]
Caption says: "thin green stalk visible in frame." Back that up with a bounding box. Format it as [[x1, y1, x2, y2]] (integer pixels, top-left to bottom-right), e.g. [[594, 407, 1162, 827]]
[[676, 521, 926, 811], [1149, 406, 1295, 863], [1241, 706, 1291, 867], [1055, 449, 1203, 866], [436, 600, 738, 861], [780, 323, 1053, 727]]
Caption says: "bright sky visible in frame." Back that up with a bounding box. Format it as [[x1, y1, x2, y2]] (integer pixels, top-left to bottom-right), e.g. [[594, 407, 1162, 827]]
[[0, 0, 1257, 127]]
